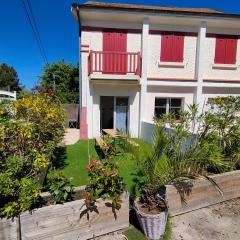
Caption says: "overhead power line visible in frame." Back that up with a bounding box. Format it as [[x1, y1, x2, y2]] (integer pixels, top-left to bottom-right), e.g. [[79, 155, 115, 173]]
[[21, 0, 49, 65]]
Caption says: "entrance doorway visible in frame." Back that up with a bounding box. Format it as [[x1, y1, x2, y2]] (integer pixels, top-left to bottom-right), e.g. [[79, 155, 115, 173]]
[[100, 96, 129, 132]]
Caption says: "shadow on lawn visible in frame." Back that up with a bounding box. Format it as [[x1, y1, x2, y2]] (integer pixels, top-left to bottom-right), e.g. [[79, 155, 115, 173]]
[[51, 145, 68, 169]]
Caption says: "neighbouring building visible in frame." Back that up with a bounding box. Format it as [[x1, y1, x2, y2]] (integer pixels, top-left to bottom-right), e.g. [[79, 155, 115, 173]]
[[71, 1, 240, 140]]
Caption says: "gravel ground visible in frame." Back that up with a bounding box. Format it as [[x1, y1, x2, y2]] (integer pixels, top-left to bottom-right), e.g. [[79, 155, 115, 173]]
[[94, 232, 127, 240], [172, 198, 240, 240]]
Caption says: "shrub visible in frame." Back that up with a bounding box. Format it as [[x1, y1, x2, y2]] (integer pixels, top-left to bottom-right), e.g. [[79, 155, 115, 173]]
[[0, 92, 66, 218], [0, 156, 41, 218], [83, 158, 126, 217], [204, 96, 240, 168], [46, 170, 73, 204]]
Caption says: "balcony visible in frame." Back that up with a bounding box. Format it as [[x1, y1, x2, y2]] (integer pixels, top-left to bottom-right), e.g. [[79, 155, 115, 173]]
[[88, 51, 141, 81]]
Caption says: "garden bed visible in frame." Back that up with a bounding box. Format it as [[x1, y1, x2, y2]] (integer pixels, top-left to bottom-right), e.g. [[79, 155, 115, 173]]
[[166, 170, 240, 216], [0, 190, 129, 240]]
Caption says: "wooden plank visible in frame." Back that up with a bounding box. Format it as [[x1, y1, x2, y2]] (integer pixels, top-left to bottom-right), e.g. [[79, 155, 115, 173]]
[[0, 217, 17, 240], [102, 129, 118, 138], [166, 170, 240, 216], [96, 137, 107, 147], [20, 192, 129, 240]]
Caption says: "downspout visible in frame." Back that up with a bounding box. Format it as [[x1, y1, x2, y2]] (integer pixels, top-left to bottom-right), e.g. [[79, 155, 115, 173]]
[[76, 6, 82, 130]]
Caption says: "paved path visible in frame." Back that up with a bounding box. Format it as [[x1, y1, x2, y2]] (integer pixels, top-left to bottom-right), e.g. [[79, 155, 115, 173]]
[[62, 128, 80, 145], [172, 198, 240, 240]]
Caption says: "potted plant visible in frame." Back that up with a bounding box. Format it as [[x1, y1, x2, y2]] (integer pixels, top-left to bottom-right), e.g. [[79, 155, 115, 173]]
[[132, 125, 170, 240], [133, 107, 232, 240]]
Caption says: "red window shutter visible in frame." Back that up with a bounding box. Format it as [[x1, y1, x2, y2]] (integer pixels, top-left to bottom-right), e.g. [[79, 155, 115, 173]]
[[172, 34, 184, 62], [161, 34, 172, 62], [102, 31, 127, 74], [225, 38, 237, 64], [214, 37, 226, 64]]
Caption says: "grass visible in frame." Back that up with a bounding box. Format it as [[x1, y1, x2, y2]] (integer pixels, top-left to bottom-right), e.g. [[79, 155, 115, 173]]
[[123, 216, 172, 240], [62, 140, 96, 186], [123, 226, 147, 239], [62, 138, 151, 192]]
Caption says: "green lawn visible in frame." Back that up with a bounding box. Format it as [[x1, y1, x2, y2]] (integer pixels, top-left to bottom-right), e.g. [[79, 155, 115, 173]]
[[62, 140, 96, 186], [62, 138, 151, 192]]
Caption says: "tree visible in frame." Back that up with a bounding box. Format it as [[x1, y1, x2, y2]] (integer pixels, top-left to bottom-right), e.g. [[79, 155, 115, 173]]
[[0, 63, 21, 91], [39, 60, 79, 103]]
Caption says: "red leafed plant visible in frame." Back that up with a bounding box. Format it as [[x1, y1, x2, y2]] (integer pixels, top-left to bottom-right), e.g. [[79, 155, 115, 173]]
[[81, 158, 126, 219]]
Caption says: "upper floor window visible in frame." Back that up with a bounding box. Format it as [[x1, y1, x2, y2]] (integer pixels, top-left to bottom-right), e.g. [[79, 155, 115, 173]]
[[160, 32, 185, 62], [155, 98, 183, 119], [214, 35, 238, 64]]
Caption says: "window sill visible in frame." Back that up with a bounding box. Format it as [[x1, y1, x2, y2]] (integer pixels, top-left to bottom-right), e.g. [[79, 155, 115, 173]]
[[158, 61, 185, 68], [212, 64, 238, 70]]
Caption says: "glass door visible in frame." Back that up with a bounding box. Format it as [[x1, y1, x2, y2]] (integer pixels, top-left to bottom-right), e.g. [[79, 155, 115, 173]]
[[115, 97, 128, 132]]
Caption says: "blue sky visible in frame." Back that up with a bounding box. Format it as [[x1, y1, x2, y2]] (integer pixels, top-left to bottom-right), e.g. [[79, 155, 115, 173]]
[[1, 0, 240, 89]]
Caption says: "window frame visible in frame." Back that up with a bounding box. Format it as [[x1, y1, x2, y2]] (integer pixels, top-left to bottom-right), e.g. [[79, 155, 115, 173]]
[[154, 98, 183, 118]]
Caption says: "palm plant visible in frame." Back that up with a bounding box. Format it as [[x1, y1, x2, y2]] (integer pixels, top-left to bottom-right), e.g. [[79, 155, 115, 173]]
[[135, 106, 233, 212]]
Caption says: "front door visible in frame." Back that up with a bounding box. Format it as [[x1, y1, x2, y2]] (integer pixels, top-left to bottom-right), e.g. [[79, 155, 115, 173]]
[[100, 96, 129, 133], [103, 30, 127, 74], [100, 96, 114, 130]]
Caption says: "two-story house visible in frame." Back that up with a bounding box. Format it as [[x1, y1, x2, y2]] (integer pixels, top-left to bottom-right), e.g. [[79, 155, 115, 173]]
[[71, 1, 240, 139]]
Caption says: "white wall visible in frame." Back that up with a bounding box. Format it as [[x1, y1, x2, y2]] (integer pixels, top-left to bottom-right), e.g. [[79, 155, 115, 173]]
[[204, 36, 240, 80], [92, 84, 140, 137], [148, 33, 197, 79], [127, 32, 141, 53], [140, 121, 154, 143]]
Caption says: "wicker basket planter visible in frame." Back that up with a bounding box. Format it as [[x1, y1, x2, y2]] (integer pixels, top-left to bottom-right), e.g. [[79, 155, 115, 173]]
[[134, 198, 168, 240]]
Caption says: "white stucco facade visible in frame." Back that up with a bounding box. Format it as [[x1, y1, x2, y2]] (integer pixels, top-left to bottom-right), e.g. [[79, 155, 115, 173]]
[[72, 3, 240, 139]]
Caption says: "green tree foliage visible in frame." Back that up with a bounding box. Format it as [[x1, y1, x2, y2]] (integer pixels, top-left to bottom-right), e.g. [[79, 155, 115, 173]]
[[204, 96, 240, 167], [39, 60, 79, 103], [0, 92, 66, 218], [0, 63, 21, 91]]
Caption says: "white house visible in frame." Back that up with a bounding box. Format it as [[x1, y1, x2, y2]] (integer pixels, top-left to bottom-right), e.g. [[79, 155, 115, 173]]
[[71, 1, 240, 139], [0, 90, 16, 102]]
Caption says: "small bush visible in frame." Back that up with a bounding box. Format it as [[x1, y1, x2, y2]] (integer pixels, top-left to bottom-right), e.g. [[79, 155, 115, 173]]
[[46, 170, 73, 204], [84, 158, 126, 216]]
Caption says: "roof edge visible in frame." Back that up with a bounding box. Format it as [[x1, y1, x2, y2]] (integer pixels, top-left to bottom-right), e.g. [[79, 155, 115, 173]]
[[71, 2, 240, 19]]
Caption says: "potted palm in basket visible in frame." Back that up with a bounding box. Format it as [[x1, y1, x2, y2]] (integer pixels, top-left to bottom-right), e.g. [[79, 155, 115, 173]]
[[133, 108, 231, 240]]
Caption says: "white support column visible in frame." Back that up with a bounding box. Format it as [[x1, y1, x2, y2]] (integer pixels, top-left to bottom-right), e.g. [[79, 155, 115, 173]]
[[87, 79, 93, 139], [79, 49, 89, 139], [195, 21, 207, 111], [139, 18, 149, 137]]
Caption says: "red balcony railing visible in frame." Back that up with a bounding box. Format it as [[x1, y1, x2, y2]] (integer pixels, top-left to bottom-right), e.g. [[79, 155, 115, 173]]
[[88, 51, 141, 77]]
